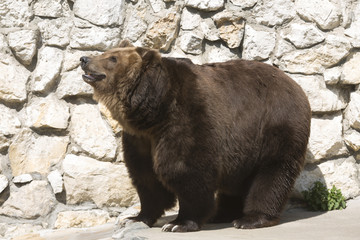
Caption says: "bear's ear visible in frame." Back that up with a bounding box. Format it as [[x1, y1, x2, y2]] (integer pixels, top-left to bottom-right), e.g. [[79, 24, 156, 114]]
[[118, 39, 134, 48], [135, 47, 161, 64]]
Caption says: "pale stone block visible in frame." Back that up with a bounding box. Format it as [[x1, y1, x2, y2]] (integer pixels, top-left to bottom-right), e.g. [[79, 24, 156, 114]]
[[7, 30, 38, 65], [70, 104, 117, 161], [185, 0, 225, 11], [243, 25, 276, 60], [73, 0, 124, 26], [62, 154, 138, 207], [0, 181, 56, 219], [296, 0, 342, 30], [9, 129, 69, 176]]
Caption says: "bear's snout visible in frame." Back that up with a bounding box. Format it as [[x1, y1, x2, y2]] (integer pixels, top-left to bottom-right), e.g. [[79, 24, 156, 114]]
[[80, 56, 90, 69]]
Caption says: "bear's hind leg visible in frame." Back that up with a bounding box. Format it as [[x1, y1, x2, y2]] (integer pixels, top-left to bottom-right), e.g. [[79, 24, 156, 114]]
[[234, 122, 307, 229], [233, 159, 302, 229]]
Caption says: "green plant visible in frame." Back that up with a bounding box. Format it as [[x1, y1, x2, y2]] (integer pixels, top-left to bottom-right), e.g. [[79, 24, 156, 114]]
[[302, 181, 346, 211]]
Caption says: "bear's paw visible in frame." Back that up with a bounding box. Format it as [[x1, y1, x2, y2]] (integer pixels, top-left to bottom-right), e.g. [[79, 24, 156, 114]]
[[161, 220, 200, 232]]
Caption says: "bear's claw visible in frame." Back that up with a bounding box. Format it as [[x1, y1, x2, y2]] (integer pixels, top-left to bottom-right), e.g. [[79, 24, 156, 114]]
[[161, 221, 200, 232], [233, 214, 279, 229]]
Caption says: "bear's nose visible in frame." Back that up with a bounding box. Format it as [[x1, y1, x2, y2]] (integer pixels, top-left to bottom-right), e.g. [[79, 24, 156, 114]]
[[80, 56, 89, 68]]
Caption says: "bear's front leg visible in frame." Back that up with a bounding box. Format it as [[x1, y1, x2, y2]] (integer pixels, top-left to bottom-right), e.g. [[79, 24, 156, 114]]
[[122, 132, 176, 227], [154, 150, 217, 232], [161, 189, 215, 232]]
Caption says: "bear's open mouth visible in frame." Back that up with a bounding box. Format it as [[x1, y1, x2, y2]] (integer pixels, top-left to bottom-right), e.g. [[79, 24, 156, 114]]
[[82, 72, 106, 82]]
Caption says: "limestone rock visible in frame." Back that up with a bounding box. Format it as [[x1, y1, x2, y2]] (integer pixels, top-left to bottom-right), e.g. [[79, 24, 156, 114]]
[[0, 180, 56, 219], [70, 26, 121, 51], [346, 25, 360, 48], [115, 203, 141, 224], [74, 0, 124, 27], [26, 94, 70, 130], [0, 104, 21, 137], [230, 0, 257, 9], [344, 129, 360, 152], [274, 38, 294, 59], [307, 113, 348, 162], [38, 18, 72, 48], [33, 0, 70, 18], [57, 67, 93, 99], [0, 36, 30, 103], [148, 0, 165, 13], [9, 129, 69, 176], [203, 42, 240, 63], [0, 156, 3, 173], [10, 233, 43, 240], [0, 0, 33, 27], [70, 104, 117, 161], [353, 86, 360, 93], [0, 34, 9, 53], [73, 17, 94, 28], [113, 221, 149, 240], [280, 35, 351, 74], [341, 52, 360, 85], [0, 224, 43, 240], [7, 30, 38, 66], [324, 67, 341, 85], [290, 74, 347, 113], [294, 157, 360, 199], [295, 0, 342, 30], [344, 92, 360, 130], [123, 15, 148, 42], [179, 32, 203, 55], [162, 48, 202, 65], [255, 0, 296, 26], [281, 23, 325, 49], [320, 34, 351, 61], [185, 0, 225, 11], [181, 8, 201, 30], [13, 174, 33, 184], [339, 0, 354, 28], [213, 12, 245, 48], [242, 25, 276, 60], [0, 174, 8, 194], [33, 47, 63, 93], [0, 136, 9, 152], [200, 18, 220, 42], [62, 154, 137, 207], [54, 210, 111, 229], [143, 13, 180, 51], [345, 3, 360, 47], [47, 170, 63, 194]]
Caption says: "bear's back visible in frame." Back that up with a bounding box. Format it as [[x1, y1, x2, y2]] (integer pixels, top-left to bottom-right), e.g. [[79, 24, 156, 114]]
[[187, 59, 310, 128]]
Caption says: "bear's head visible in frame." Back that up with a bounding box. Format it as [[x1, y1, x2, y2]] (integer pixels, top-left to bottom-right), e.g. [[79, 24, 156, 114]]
[[80, 40, 161, 97], [80, 40, 169, 131]]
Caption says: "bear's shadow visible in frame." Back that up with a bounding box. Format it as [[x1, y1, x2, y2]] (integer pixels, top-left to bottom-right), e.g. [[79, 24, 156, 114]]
[[154, 205, 325, 231]]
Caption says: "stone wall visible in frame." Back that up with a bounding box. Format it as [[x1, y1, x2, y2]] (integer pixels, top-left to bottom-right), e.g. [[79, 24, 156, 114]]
[[0, 0, 360, 238]]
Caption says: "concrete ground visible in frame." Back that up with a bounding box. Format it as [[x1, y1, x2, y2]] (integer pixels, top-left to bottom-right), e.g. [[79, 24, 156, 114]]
[[15, 197, 360, 240]]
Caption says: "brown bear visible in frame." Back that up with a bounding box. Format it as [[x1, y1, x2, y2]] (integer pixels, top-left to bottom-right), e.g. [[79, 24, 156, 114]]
[[80, 40, 311, 232]]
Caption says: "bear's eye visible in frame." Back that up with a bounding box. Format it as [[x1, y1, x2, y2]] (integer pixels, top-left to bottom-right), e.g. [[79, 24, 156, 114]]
[[109, 56, 117, 63]]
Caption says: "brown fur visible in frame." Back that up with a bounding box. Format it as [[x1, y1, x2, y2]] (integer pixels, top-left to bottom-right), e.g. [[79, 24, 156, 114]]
[[80, 40, 311, 232]]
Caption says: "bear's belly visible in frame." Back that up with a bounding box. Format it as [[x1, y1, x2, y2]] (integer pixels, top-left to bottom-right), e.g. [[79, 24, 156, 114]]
[[217, 160, 256, 195]]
